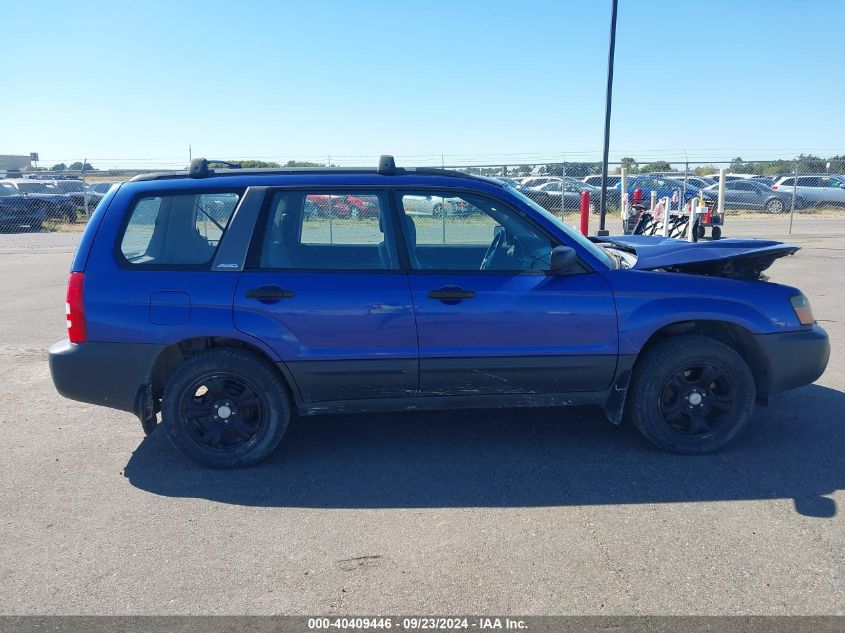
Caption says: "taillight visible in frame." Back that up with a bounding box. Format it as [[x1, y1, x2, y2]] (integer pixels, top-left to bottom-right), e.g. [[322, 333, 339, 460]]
[[66, 272, 86, 344], [771, 185, 778, 190]]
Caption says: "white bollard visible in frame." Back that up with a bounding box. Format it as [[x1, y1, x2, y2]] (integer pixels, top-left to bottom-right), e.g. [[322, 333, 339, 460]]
[[661, 196, 671, 237], [620, 168, 628, 226], [718, 168, 726, 217], [687, 201, 699, 242]]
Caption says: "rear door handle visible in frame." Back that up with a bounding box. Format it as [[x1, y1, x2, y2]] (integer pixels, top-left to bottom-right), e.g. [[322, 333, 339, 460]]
[[245, 285, 295, 301], [428, 287, 476, 301]]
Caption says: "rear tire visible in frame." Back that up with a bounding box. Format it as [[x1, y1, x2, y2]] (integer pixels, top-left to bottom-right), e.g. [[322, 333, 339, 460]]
[[765, 198, 785, 214], [628, 335, 756, 454], [711, 225, 722, 240], [161, 348, 290, 468]]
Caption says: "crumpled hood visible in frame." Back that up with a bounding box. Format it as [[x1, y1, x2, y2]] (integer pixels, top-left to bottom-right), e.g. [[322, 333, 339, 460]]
[[594, 235, 799, 271]]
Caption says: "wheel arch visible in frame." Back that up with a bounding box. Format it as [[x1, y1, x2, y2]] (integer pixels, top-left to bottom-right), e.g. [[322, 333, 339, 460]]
[[635, 320, 771, 402], [146, 336, 300, 414]]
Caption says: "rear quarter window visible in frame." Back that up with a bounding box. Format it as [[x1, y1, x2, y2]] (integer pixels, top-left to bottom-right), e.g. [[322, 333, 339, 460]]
[[119, 191, 240, 266]]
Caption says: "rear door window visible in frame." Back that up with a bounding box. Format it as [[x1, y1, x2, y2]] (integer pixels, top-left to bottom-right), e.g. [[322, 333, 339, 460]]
[[119, 191, 240, 266], [258, 190, 396, 270]]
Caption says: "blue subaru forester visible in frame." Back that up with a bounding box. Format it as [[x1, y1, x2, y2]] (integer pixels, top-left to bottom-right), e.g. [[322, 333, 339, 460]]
[[49, 157, 830, 468]]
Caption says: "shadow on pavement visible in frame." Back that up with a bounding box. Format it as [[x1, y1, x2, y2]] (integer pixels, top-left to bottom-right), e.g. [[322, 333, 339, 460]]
[[124, 384, 844, 517]]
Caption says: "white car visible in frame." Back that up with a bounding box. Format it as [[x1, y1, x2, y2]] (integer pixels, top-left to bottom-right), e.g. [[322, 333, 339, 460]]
[[402, 194, 473, 217], [519, 176, 562, 189], [771, 174, 845, 207]]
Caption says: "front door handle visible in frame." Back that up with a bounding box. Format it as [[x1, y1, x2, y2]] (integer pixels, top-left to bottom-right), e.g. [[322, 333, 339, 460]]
[[428, 287, 476, 301], [245, 285, 295, 301]]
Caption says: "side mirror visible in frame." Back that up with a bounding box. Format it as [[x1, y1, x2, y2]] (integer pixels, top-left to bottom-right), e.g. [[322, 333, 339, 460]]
[[550, 245, 578, 273]]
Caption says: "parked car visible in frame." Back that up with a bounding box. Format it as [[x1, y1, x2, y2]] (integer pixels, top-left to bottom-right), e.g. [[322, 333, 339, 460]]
[[749, 175, 776, 186], [0, 179, 73, 222], [87, 181, 120, 195], [0, 182, 48, 232], [614, 175, 709, 209], [51, 178, 105, 211], [771, 174, 845, 207], [583, 174, 622, 188], [686, 176, 717, 189], [653, 175, 716, 190], [703, 179, 802, 213], [703, 173, 759, 182], [304, 193, 380, 219], [49, 156, 829, 468], [521, 180, 585, 212], [401, 194, 475, 217], [519, 176, 561, 189], [562, 177, 600, 193], [642, 173, 718, 190]]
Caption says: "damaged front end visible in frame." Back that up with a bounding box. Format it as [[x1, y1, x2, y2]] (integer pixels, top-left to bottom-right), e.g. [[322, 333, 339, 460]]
[[594, 235, 799, 281]]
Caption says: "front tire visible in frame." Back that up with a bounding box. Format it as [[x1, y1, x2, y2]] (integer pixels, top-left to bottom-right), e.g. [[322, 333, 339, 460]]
[[628, 335, 756, 454], [161, 348, 291, 468]]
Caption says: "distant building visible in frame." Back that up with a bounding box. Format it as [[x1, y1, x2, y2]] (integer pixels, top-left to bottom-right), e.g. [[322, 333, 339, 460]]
[[0, 155, 32, 175]]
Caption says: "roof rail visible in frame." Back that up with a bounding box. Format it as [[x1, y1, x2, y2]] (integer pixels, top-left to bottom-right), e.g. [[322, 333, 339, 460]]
[[207, 159, 243, 169], [130, 155, 506, 187]]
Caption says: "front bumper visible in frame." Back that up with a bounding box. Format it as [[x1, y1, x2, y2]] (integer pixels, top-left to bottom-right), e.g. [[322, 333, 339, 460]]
[[753, 325, 830, 397], [49, 340, 165, 414]]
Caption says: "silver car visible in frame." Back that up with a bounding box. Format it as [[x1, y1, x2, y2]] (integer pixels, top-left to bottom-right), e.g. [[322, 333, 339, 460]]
[[771, 174, 845, 207]]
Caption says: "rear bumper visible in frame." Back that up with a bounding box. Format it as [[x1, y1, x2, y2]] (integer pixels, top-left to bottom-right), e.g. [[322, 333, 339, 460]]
[[49, 340, 165, 414], [753, 325, 830, 396]]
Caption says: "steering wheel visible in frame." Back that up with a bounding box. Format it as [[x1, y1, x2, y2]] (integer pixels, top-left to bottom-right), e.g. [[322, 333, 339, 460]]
[[479, 230, 505, 271]]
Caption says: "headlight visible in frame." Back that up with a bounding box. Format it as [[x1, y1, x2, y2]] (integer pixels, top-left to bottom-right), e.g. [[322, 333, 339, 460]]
[[790, 294, 815, 325]]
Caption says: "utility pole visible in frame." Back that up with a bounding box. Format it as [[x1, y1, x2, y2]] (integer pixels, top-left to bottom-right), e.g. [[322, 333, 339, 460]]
[[597, 0, 619, 236]]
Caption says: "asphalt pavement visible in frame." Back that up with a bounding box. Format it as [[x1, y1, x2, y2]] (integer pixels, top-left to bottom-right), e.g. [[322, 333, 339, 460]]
[[0, 234, 842, 615]]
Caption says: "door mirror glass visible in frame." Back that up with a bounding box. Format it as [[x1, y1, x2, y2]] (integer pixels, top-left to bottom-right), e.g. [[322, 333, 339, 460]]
[[550, 245, 578, 273]]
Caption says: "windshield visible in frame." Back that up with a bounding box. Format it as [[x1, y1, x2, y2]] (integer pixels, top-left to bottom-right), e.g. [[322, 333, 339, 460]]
[[506, 186, 613, 269], [0, 184, 20, 197]]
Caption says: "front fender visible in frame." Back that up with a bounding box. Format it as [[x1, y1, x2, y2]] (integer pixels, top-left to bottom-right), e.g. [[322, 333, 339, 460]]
[[603, 270, 802, 355], [618, 297, 774, 355]]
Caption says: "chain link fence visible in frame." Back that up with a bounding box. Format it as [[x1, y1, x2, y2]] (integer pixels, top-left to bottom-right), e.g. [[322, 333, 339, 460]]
[[1, 156, 843, 251], [449, 157, 845, 238], [0, 169, 124, 250]]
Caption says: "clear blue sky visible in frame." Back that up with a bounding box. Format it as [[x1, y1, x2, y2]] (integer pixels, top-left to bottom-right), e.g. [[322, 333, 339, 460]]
[[2, 0, 843, 168]]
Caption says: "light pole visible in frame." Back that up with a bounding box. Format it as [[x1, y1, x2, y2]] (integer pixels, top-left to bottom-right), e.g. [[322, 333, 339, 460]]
[[597, 0, 619, 236]]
